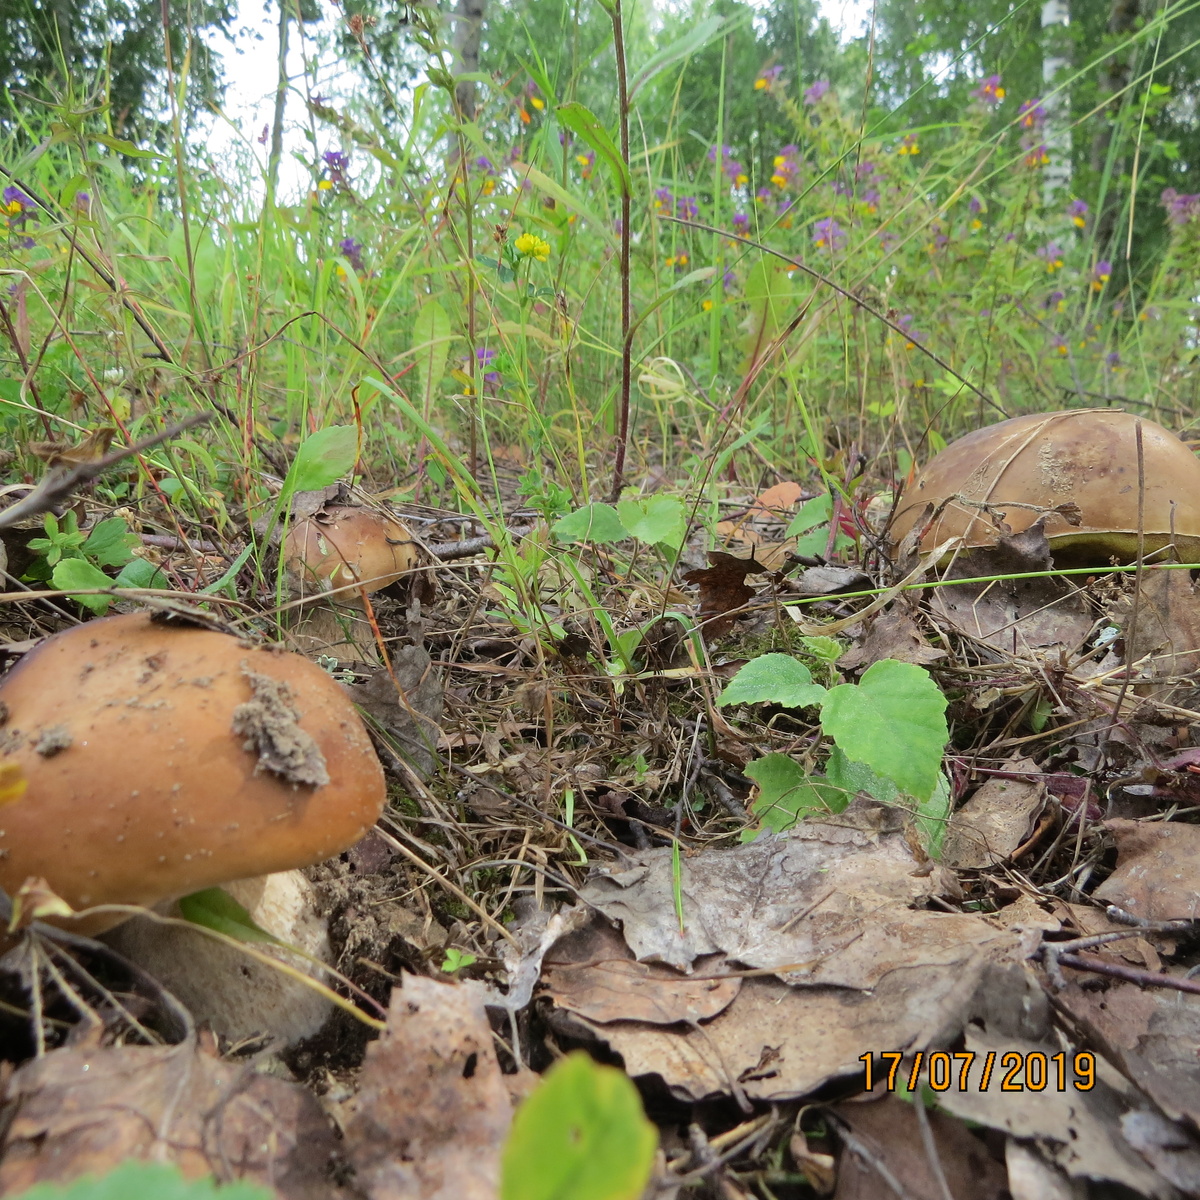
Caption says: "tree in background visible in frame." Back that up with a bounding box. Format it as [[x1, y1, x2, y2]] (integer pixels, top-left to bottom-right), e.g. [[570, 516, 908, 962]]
[[866, 0, 1200, 285], [0, 0, 234, 134]]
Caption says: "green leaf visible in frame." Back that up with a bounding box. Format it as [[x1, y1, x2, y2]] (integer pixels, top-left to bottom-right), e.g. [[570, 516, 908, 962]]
[[786, 494, 831, 537], [114, 558, 168, 590], [412, 299, 453, 409], [555, 102, 631, 197], [552, 503, 627, 544], [717, 654, 828, 709], [8, 1162, 272, 1200], [178, 887, 281, 945], [284, 425, 359, 493], [820, 659, 949, 802], [501, 1051, 657, 1200], [742, 754, 845, 839], [87, 132, 161, 158], [628, 13, 747, 101], [615, 494, 686, 550], [799, 636, 844, 664], [83, 518, 137, 568], [916, 773, 952, 859], [51, 558, 113, 613], [825, 745, 899, 804]]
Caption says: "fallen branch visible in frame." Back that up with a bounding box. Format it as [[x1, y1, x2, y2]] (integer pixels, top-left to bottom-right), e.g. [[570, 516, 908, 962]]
[[0, 413, 213, 531]]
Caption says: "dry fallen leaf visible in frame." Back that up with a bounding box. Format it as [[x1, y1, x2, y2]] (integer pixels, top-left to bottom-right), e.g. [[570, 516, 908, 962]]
[[837, 603, 946, 671], [342, 975, 512, 1200], [1095, 819, 1200, 922], [832, 1094, 1007, 1200], [682, 552, 764, 640], [0, 1035, 340, 1199], [942, 758, 1046, 868], [578, 801, 984, 987], [1057, 974, 1200, 1127], [541, 917, 741, 1025], [935, 1027, 1172, 1198], [929, 522, 1094, 655]]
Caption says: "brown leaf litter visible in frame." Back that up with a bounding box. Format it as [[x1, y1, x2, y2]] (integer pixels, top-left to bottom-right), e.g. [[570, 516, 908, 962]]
[[0, 1033, 340, 1199]]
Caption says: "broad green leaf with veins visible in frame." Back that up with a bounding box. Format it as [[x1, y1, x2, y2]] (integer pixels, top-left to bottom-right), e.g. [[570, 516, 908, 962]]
[[820, 659, 948, 802]]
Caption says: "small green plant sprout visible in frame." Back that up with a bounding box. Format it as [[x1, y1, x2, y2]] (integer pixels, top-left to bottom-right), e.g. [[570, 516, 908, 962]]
[[501, 1051, 658, 1200], [441, 946, 478, 975], [719, 656, 951, 852], [26, 512, 165, 613], [552, 493, 687, 553]]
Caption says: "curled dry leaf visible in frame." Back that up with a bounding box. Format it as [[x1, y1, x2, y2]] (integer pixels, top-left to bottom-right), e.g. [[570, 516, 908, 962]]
[[541, 917, 741, 1025], [837, 603, 945, 671], [942, 758, 1046, 869], [0, 1037, 341, 1200], [682, 551, 764, 640]]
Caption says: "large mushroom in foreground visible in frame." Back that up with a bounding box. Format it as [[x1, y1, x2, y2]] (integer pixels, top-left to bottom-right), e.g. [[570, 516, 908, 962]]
[[887, 409, 1200, 564], [0, 612, 386, 934]]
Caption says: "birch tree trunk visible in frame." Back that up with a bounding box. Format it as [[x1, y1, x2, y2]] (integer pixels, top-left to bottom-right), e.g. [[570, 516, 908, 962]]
[[452, 0, 486, 122], [1041, 0, 1072, 204]]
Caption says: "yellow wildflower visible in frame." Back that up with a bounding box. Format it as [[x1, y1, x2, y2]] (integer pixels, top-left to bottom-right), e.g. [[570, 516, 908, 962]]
[[318, 179, 333, 191], [530, 95, 544, 110], [514, 232, 551, 262], [702, 299, 713, 311]]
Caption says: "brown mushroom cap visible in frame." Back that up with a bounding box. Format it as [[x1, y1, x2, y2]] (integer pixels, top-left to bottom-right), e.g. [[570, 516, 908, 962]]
[[888, 409, 1200, 564], [283, 505, 419, 596], [0, 613, 385, 932]]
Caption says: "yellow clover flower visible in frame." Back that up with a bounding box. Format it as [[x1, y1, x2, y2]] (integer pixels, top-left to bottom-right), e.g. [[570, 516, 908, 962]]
[[514, 232, 551, 262]]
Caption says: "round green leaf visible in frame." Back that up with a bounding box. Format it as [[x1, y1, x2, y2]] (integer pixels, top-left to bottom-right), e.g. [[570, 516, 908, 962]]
[[552, 503, 627, 544], [501, 1052, 657, 1200], [819, 659, 948, 802]]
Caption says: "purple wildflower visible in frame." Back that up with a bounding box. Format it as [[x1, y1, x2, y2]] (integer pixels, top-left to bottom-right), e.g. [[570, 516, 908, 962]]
[[1042, 289, 1066, 310], [339, 236, 364, 273], [475, 346, 502, 385], [1018, 99, 1045, 128], [970, 74, 1005, 105], [804, 80, 831, 105], [677, 195, 699, 221], [854, 161, 876, 181], [755, 187, 771, 204], [722, 269, 737, 290], [812, 217, 846, 251], [833, 180, 852, 197], [2, 186, 32, 211], [1162, 187, 1200, 226], [732, 212, 749, 233], [1092, 260, 1112, 290], [968, 196, 982, 215], [1106, 351, 1121, 367], [1036, 241, 1065, 270], [896, 314, 924, 346], [654, 187, 673, 214], [754, 65, 783, 92], [1067, 198, 1088, 226]]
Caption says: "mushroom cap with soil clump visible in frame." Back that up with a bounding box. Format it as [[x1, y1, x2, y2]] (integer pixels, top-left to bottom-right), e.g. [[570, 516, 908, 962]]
[[282, 503, 423, 661], [0, 612, 385, 933], [887, 408, 1200, 564]]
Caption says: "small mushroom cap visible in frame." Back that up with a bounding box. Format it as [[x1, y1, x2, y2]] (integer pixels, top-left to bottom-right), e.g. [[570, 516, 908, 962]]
[[0, 613, 386, 932], [888, 409, 1200, 564], [283, 505, 419, 595]]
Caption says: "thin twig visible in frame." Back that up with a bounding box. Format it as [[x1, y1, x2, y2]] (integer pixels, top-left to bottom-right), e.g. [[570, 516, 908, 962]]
[[0, 413, 212, 530]]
